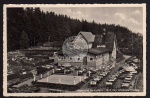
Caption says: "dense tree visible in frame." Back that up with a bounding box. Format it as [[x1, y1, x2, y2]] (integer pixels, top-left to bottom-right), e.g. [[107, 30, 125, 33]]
[[7, 8, 25, 51], [19, 31, 29, 49]]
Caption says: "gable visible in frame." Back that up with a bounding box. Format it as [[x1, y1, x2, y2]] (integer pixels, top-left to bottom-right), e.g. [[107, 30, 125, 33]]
[[73, 31, 116, 53], [79, 31, 95, 43], [73, 34, 87, 49]]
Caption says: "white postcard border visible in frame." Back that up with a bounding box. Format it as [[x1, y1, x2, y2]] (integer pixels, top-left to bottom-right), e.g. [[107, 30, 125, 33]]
[[3, 4, 146, 96]]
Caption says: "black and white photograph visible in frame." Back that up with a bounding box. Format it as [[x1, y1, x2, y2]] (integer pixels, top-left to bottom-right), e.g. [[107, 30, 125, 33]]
[[3, 4, 146, 96]]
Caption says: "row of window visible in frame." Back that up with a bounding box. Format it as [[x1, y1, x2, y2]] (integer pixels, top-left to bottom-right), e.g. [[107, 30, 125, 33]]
[[59, 57, 95, 61], [60, 57, 108, 61], [59, 57, 81, 60], [59, 56, 109, 61]]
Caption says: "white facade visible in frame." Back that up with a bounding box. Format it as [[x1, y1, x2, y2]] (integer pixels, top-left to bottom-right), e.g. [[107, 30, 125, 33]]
[[88, 43, 93, 49], [103, 53, 109, 63], [74, 33, 93, 49], [111, 36, 117, 61], [58, 56, 83, 63], [95, 53, 110, 68], [55, 32, 117, 69]]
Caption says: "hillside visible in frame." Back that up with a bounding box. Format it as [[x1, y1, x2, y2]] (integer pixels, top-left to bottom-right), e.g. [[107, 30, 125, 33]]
[[7, 8, 143, 61]]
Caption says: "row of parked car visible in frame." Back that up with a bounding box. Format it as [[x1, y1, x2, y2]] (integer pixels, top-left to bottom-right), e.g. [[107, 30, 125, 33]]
[[121, 71, 137, 88], [105, 68, 125, 88], [56, 68, 72, 74], [55, 65, 98, 76], [78, 68, 87, 75], [119, 57, 138, 89], [125, 57, 139, 69], [88, 70, 110, 86], [42, 64, 54, 69]]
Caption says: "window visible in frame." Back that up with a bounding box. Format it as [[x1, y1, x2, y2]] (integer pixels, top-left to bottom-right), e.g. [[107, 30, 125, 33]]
[[90, 58, 93, 60], [69, 58, 72, 60]]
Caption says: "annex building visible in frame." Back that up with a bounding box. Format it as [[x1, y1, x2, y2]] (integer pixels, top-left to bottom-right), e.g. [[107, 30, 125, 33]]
[[54, 31, 118, 70]]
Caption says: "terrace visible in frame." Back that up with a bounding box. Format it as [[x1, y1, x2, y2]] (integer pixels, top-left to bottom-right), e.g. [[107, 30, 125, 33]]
[[37, 75, 87, 85]]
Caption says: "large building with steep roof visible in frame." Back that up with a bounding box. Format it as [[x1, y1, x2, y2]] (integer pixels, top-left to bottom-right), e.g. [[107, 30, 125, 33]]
[[54, 31, 117, 70]]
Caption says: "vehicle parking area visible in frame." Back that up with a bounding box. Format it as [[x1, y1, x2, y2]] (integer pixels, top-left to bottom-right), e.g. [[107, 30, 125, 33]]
[[77, 56, 141, 92], [33, 55, 141, 92], [8, 55, 142, 93]]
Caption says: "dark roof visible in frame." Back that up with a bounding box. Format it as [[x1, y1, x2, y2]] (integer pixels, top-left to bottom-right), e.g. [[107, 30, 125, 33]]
[[79, 31, 95, 43], [105, 32, 115, 51], [92, 31, 115, 51], [92, 35, 104, 48], [88, 47, 111, 55], [57, 51, 64, 56]]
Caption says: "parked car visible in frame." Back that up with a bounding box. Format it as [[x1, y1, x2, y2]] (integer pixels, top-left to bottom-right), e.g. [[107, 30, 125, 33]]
[[123, 79, 131, 83], [89, 80, 98, 86], [59, 66, 65, 70], [74, 66, 81, 70], [112, 73, 119, 77], [121, 82, 130, 88], [93, 77, 101, 83], [130, 71, 137, 74], [96, 75, 103, 80], [119, 69, 125, 73], [105, 81, 113, 88], [126, 75, 133, 78], [133, 58, 140, 63], [100, 72, 107, 77], [57, 64, 62, 68], [90, 69, 97, 74], [83, 68, 87, 73], [55, 68, 64, 73], [64, 69, 71, 74], [128, 73, 134, 76], [125, 77, 132, 81], [45, 65, 54, 69], [70, 67, 74, 71], [108, 77, 117, 82], [78, 70, 84, 75]]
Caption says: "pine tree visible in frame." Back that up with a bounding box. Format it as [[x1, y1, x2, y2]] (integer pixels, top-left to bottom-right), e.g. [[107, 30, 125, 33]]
[[19, 31, 29, 49]]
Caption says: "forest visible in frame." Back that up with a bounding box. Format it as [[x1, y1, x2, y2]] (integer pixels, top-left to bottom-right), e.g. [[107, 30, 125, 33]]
[[7, 8, 143, 61]]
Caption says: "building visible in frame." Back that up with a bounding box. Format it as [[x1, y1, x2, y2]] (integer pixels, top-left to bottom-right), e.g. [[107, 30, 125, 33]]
[[54, 31, 117, 70]]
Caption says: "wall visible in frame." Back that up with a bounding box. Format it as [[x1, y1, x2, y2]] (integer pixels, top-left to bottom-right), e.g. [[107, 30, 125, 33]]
[[56, 52, 112, 69], [103, 52, 110, 63], [111, 38, 116, 61], [95, 52, 110, 69], [87, 54, 96, 69], [58, 61, 83, 67], [88, 43, 93, 49], [58, 55, 83, 62], [96, 54, 103, 69]]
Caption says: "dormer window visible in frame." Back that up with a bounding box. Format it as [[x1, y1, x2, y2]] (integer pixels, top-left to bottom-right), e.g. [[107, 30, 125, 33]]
[[90, 58, 93, 60], [97, 45, 106, 48]]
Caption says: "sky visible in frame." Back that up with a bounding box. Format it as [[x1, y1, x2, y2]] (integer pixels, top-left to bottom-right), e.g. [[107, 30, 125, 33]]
[[41, 7, 143, 34]]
